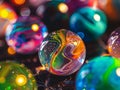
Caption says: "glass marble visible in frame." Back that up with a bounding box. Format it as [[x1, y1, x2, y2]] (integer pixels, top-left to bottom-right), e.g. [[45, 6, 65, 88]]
[[0, 61, 37, 90], [6, 16, 48, 54], [39, 29, 86, 76], [108, 27, 120, 58], [43, 1, 69, 30], [76, 56, 120, 90], [70, 7, 107, 42]]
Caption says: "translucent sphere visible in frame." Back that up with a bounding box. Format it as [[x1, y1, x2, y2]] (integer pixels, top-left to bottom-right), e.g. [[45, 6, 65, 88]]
[[76, 56, 120, 90], [108, 27, 120, 58], [6, 16, 48, 54], [70, 7, 107, 42], [39, 29, 86, 76], [0, 61, 37, 90]]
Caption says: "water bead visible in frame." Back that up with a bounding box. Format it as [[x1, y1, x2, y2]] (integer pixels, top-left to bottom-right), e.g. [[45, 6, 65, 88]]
[[76, 56, 120, 90], [6, 16, 48, 54], [39, 29, 86, 76]]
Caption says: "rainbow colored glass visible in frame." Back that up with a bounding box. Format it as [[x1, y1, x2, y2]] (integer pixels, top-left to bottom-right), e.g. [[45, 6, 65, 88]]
[[39, 29, 86, 76], [70, 7, 107, 42], [76, 56, 120, 90], [0, 61, 37, 90], [108, 27, 120, 58], [6, 16, 48, 54]]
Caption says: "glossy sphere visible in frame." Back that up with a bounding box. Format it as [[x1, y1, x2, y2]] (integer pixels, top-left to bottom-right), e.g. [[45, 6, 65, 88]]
[[76, 56, 120, 90], [0, 61, 37, 90], [70, 7, 107, 42], [39, 29, 86, 76], [6, 16, 48, 54], [108, 27, 120, 58]]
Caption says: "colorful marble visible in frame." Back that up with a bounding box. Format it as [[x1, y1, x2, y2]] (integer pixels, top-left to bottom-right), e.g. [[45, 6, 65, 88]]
[[76, 56, 120, 90], [39, 29, 86, 76], [70, 7, 107, 42], [108, 27, 120, 58], [43, 1, 69, 30], [6, 16, 48, 54], [0, 61, 37, 90]]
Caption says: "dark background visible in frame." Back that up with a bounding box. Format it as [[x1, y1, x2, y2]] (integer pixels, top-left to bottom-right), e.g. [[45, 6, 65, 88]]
[[0, 0, 120, 90]]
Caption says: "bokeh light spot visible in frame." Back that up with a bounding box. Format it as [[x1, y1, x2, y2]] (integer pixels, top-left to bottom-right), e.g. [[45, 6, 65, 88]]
[[13, 0, 25, 5], [0, 9, 9, 18], [31, 24, 39, 32], [116, 68, 120, 77], [7, 47, 16, 55], [58, 3, 68, 13], [15, 74, 27, 86], [94, 14, 101, 21]]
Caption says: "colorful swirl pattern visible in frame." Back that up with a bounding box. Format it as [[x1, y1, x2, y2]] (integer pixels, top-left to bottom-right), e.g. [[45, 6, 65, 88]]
[[76, 56, 120, 90], [39, 29, 86, 76], [70, 7, 107, 42], [6, 16, 48, 54]]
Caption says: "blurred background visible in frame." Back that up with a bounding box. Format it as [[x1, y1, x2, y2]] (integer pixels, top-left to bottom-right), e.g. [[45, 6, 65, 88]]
[[0, 0, 120, 90]]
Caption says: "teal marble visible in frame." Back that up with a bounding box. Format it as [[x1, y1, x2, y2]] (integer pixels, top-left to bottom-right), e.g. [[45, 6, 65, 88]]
[[70, 7, 107, 42], [76, 56, 120, 90]]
